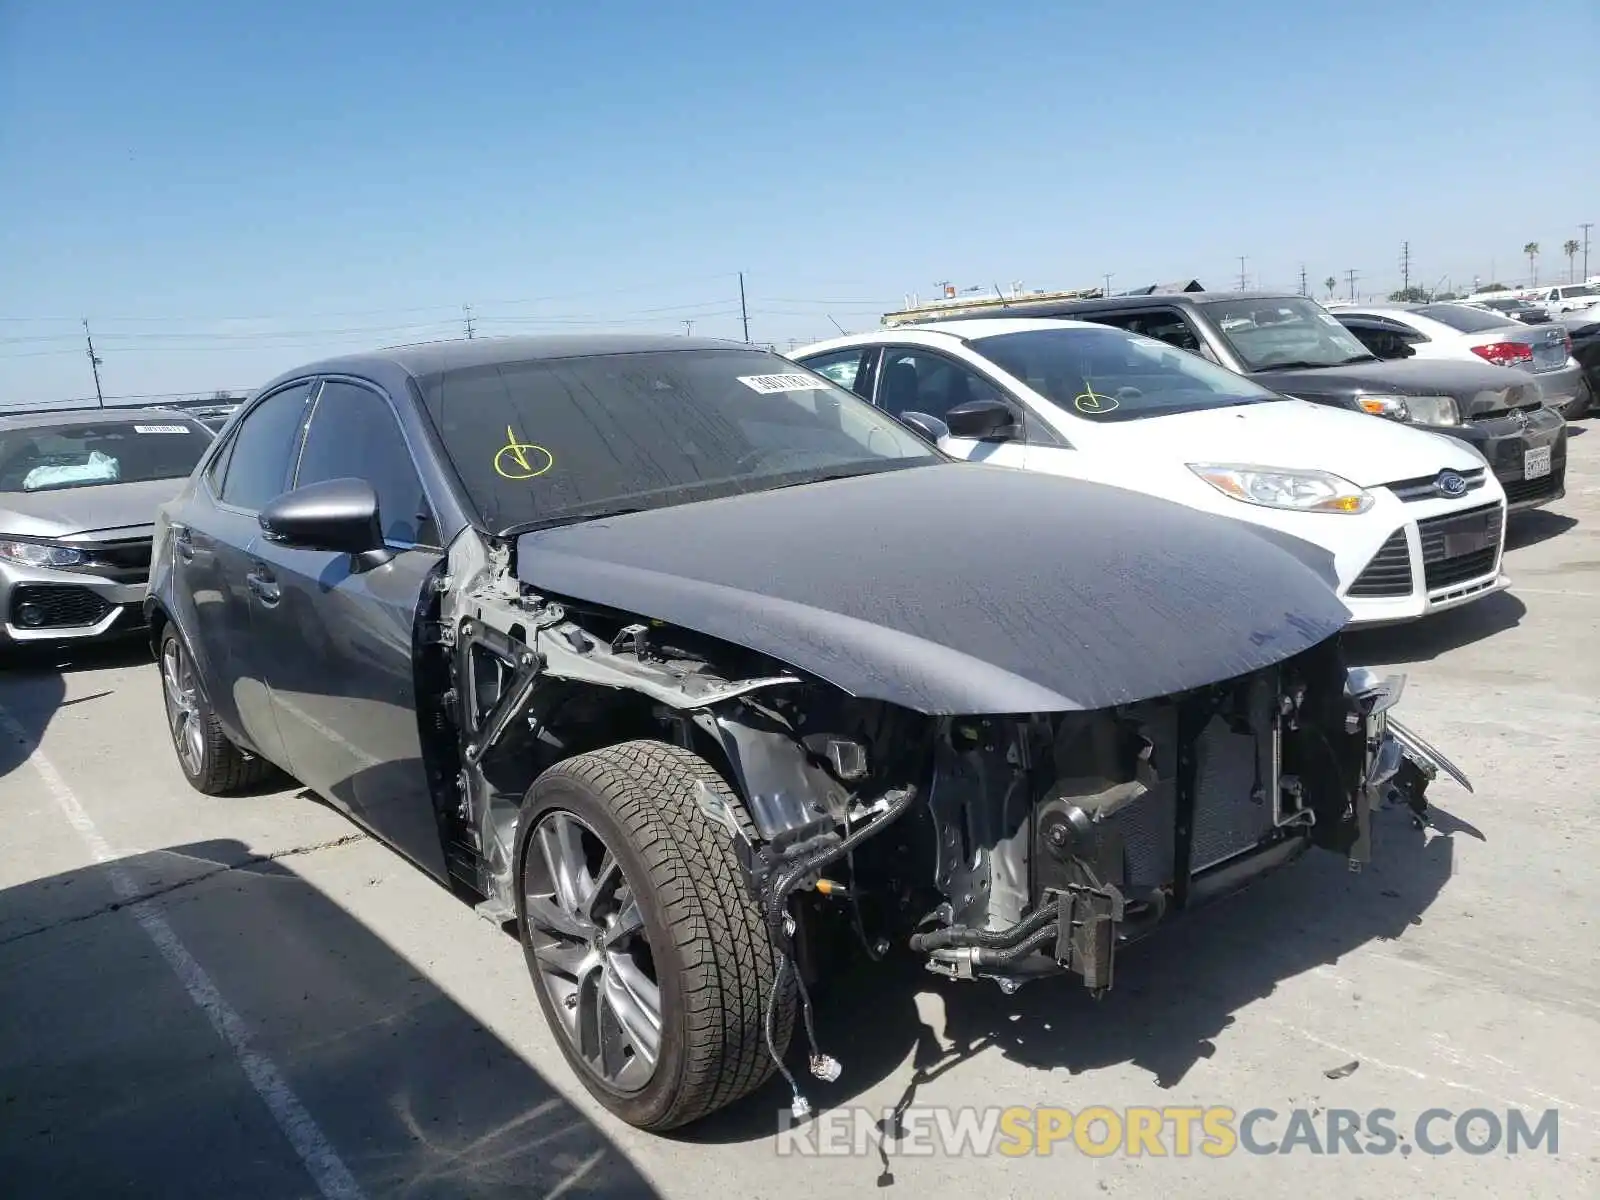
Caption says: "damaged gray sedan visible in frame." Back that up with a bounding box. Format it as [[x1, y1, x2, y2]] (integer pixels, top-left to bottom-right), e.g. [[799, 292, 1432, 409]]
[[146, 335, 1467, 1131]]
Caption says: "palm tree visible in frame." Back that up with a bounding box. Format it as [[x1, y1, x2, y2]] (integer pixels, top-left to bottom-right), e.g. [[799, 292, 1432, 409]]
[[1524, 242, 1540, 285], [1564, 239, 1581, 282], [1323, 275, 1337, 299]]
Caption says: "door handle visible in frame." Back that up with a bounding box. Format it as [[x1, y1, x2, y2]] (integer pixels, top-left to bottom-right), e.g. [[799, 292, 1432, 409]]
[[245, 567, 280, 606], [173, 526, 195, 562]]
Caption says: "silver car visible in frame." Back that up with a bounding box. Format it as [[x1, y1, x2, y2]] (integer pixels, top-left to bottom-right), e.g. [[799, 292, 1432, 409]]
[[0, 408, 214, 647], [1331, 302, 1592, 419]]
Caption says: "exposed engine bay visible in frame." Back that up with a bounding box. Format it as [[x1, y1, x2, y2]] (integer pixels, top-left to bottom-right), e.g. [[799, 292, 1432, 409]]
[[427, 535, 1467, 1013]]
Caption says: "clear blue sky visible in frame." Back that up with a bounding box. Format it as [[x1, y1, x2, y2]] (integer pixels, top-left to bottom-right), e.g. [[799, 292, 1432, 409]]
[[2, 0, 1596, 406]]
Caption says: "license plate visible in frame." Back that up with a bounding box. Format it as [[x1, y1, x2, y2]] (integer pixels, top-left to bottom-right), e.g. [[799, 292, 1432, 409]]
[[1533, 345, 1565, 370], [1524, 446, 1552, 479], [1442, 514, 1497, 557]]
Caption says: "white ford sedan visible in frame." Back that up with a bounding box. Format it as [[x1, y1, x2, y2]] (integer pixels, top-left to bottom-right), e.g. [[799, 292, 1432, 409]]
[[792, 318, 1510, 626]]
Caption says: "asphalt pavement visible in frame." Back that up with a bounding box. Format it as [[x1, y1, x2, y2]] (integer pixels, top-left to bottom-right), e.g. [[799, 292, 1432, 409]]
[[2, 428, 1597, 1199]]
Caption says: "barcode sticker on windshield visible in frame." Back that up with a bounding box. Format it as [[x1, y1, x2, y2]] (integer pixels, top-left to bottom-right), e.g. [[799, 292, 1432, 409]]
[[736, 373, 829, 394], [134, 424, 189, 434]]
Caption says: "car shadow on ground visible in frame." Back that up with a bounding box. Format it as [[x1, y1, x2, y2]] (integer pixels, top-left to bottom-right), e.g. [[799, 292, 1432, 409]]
[[0, 839, 659, 1199], [1505, 508, 1580, 550], [0, 634, 151, 781], [683, 799, 1464, 1161], [1343, 589, 1526, 667]]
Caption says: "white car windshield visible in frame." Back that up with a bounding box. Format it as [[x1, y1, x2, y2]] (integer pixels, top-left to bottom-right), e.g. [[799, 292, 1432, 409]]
[[0, 419, 212, 494], [972, 326, 1285, 422]]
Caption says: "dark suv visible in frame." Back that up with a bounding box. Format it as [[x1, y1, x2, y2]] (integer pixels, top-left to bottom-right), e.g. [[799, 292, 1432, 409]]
[[891, 291, 1567, 512]]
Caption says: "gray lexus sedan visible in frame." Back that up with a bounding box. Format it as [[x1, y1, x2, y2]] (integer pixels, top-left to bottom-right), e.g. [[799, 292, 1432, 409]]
[[145, 334, 1462, 1132], [0, 407, 214, 647]]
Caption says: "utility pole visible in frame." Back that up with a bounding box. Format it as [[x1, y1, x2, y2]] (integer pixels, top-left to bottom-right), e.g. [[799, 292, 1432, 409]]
[[682, 320, 694, 337], [1298, 264, 1307, 296], [1102, 272, 1113, 297], [463, 304, 475, 339], [82, 319, 104, 408], [738, 271, 750, 343], [1583, 223, 1594, 280], [1345, 269, 1359, 301], [1400, 241, 1411, 292], [1237, 257, 1248, 290]]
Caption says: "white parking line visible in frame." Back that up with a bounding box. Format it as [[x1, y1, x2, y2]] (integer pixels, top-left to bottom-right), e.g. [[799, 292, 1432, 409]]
[[0, 705, 366, 1200]]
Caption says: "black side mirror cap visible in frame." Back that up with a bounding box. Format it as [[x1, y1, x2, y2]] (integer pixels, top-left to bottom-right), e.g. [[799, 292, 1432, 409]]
[[259, 477, 389, 561], [897, 410, 950, 442], [944, 397, 1020, 441]]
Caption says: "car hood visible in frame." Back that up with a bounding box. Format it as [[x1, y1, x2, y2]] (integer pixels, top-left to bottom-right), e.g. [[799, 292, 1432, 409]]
[[0, 478, 183, 539], [515, 463, 1350, 715], [1089, 398, 1481, 487], [1253, 357, 1542, 417]]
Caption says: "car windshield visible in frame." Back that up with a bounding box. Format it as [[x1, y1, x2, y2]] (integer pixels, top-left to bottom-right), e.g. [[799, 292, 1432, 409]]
[[1202, 297, 1374, 370], [972, 326, 1284, 422], [1414, 303, 1520, 333], [0, 418, 211, 494], [418, 347, 943, 533]]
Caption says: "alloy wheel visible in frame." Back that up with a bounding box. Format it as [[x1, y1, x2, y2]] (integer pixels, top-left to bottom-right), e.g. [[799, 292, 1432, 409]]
[[522, 810, 661, 1092], [161, 637, 204, 776]]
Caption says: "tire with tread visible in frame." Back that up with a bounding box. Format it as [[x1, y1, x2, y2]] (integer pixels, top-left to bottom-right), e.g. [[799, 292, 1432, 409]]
[[160, 626, 277, 795], [515, 739, 795, 1130]]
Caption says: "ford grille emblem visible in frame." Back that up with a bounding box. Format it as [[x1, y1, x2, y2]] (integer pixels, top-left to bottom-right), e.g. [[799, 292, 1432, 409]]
[[1436, 470, 1468, 498]]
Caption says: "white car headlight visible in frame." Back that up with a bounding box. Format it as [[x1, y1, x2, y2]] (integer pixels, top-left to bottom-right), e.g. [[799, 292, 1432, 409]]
[[1356, 394, 1460, 426], [0, 539, 88, 568], [1188, 464, 1375, 514]]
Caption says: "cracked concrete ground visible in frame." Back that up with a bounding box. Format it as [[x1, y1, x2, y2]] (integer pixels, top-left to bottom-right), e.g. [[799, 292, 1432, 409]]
[[1, 426, 1596, 1198]]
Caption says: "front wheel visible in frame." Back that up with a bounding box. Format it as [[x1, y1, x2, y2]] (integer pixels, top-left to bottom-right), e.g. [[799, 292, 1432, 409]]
[[515, 740, 794, 1130], [159, 627, 276, 795]]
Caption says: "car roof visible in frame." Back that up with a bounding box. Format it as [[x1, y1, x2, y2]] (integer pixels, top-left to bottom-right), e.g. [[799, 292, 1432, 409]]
[[286, 333, 761, 382], [792, 317, 1107, 357], [0, 405, 207, 432]]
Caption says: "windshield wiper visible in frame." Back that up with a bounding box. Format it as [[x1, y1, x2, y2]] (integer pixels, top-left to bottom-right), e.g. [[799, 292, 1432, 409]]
[[1252, 359, 1335, 371], [1335, 353, 1379, 364]]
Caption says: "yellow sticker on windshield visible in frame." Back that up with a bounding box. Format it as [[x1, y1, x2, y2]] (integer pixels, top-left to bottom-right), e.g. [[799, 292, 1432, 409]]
[[1074, 384, 1119, 414], [494, 426, 554, 480]]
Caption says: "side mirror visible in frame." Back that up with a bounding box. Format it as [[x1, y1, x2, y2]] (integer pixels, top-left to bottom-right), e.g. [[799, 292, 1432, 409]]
[[259, 478, 389, 562], [897, 410, 950, 442], [944, 397, 1020, 441]]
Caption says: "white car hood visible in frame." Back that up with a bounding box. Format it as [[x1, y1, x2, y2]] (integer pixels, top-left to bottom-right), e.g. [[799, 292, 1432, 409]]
[[1083, 399, 1480, 487]]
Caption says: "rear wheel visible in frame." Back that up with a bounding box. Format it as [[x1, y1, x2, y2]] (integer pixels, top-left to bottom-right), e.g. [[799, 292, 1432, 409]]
[[159, 627, 276, 795], [515, 740, 793, 1130]]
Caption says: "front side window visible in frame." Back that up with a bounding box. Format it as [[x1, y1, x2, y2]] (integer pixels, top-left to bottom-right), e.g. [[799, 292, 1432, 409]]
[[294, 381, 433, 545], [0, 418, 212, 494], [971, 326, 1283, 423], [218, 382, 314, 510], [875, 349, 1005, 420], [1201, 297, 1374, 371], [419, 348, 941, 533]]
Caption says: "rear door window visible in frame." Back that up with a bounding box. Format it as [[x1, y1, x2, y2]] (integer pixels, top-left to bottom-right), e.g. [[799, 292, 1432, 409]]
[[217, 382, 315, 511]]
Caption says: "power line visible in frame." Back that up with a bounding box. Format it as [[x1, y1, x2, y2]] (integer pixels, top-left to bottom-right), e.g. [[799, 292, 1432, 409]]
[[1237, 257, 1248, 290], [1400, 241, 1411, 292], [463, 304, 475, 340], [83, 319, 104, 408]]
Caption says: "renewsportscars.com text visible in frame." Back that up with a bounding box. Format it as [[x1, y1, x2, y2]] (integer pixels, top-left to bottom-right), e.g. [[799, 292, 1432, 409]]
[[775, 1105, 1561, 1159]]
